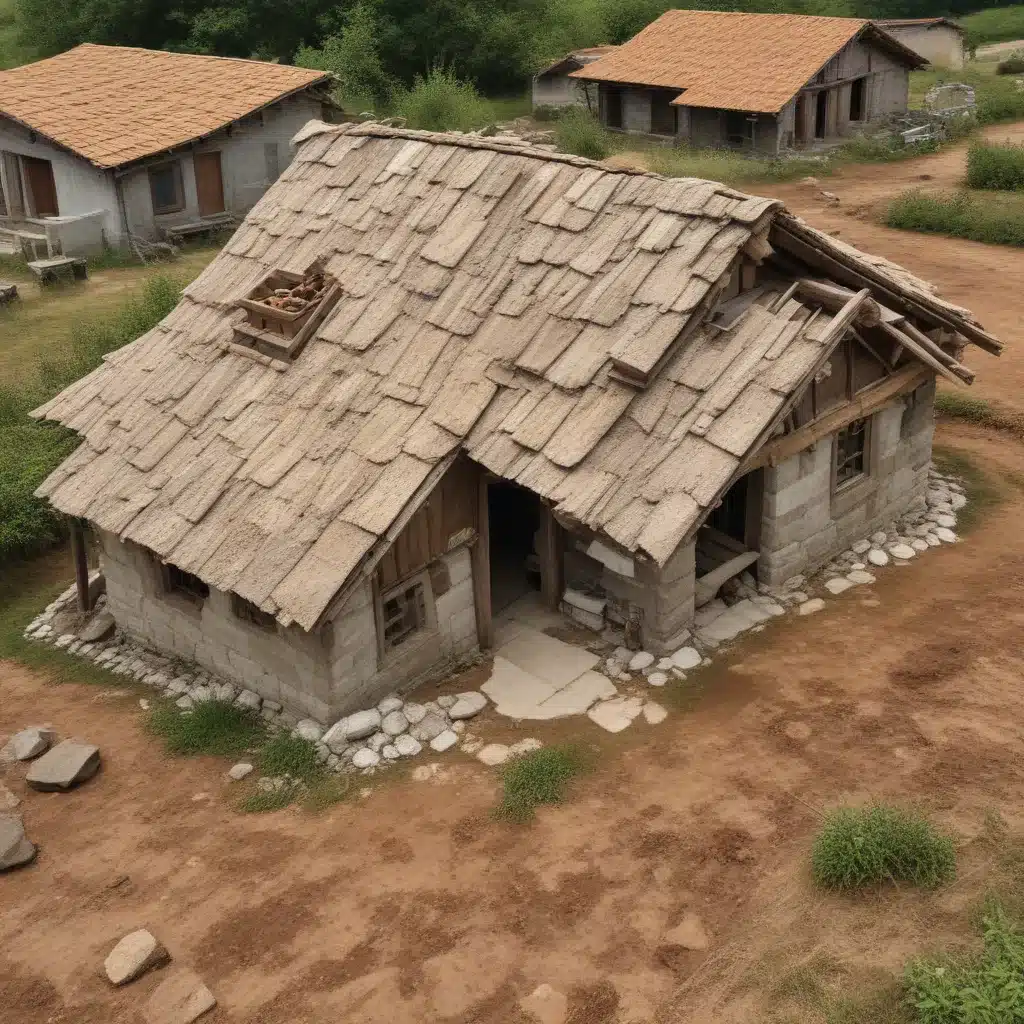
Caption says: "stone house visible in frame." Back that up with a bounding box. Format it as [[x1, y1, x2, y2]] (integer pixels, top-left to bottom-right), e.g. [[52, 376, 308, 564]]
[[876, 18, 965, 70], [0, 44, 331, 254], [571, 10, 926, 153], [32, 122, 999, 726], [532, 47, 618, 112]]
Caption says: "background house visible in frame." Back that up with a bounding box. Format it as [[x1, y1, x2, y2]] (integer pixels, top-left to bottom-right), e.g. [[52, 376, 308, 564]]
[[875, 18, 965, 69], [0, 44, 331, 254], [571, 11, 926, 153], [532, 46, 617, 112]]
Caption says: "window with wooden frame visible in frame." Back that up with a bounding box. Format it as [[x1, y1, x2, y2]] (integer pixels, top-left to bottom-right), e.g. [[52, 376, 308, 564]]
[[833, 418, 870, 490], [163, 563, 209, 604], [379, 578, 428, 653], [148, 160, 185, 215], [231, 593, 277, 631]]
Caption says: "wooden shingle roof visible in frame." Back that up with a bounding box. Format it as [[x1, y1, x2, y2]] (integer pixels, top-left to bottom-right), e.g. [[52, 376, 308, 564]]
[[32, 123, 994, 631]]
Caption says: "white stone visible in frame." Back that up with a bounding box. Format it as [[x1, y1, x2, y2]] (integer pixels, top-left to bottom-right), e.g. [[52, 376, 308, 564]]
[[143, 968, 216, 1024], [377, 695, 403, 715], [867, 548, 890, 567], [367, 731, 387, 752], [190, 685, 212, 704], [211, 683, 236, 703], [227, 763, 253, 781], [448, 691, 488, 720], [825, 577, 853, 595], [889, 543, 916, 560], [950, 492, 967, 510], [509, 738, 543, 757], [926, 534, 941, 546], [642, 702, 668, 725], [851, 539, 871, 555], [382, 744, 400, 761], [344, 709, 382, 741], [935, 526, 957, 543], [647, 671, 668, 687], [175, 696, 194, 711], [656, 657, 674, 671], [782, 574, 806, 591], [476, 743, 510, 766], [0, 815, 36, 871], [403, 702, 427, 724], [394, 733, 423, 757], [451, 720, 466, 735], [436, 695, 457, 710], [381, 710, 409, 737], [871, 531, 888, 544], [104, 928, 169, 986], [352, 748, 380, 769], [798, 598, 826, 616], [321, 721, 349, 755], [935, 513, 957, 529], [610, 646, 632, 665], [628, 651, 655, 672], [54, 634, 75, 649], [294, 719, 323, 743], [235, 689, 262, 710], [669, 646, 702, 671], [430, 730, 459, 753], [587, 696, 644, 733], [910, 539, 929, 552], [849, 562, 866, 571], [846, 570, 876, 585], [409, 712, 448, 742]]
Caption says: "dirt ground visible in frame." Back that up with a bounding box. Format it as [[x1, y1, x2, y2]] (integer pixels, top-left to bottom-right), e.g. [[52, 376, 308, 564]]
[[3, 419, 1024, 1024]]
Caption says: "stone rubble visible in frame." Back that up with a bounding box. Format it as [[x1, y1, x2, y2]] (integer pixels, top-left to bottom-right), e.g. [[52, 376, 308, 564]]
[[0, 814, 36, 871], [0, 726, 56, 763], [26, 740, 101, 791], [104, 928, 170, 986], [143, 968, 216, 1024]]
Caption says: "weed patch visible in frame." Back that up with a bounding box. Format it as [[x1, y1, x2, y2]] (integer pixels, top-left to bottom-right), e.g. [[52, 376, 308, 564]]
[[811, 804, 956, 892], [393, 66, 493, 132], [554, 108, 609, 160], [932, 446, 1003, 534], [495, 744, 589, 822], [966, 141, 1024, 191], [148, 699, 266, 757], [886, 189, 1024, 248], [239, 789, 293, 814], [258, 732, 324, 784]]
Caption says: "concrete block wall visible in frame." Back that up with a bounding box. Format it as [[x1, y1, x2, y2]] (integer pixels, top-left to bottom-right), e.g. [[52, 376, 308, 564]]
[[758, 381, 935, 584], [637, 541, 696, 653], [622, 89, 652, 134]]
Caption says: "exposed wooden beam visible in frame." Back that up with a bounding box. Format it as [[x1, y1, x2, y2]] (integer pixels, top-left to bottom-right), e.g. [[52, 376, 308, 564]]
[[878, 321, 970, 387], [900, 317, 976, 383], [471, 472, 493, 651], [744, 365, 931, 471], [69, 518, 91, 615], [538, 502, 562, 611], [795, 278, 881, 325], [814, 287, 874, 348]]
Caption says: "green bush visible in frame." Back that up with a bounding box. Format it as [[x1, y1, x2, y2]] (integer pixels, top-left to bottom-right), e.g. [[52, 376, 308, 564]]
[[967, 141, 1024, 191], [811, 804, 956, 891], [906, 905, 1024, 1023], [148, 699, 266, 757], [886, 190, 1024, 248], [495, 744, 589, 822], [0, 274, 180, 563], [258, 732, 324, 783], [393, 66, 493, 133], [532, 103, 565, 122], [554, 107, 609, 160], [997, 54, 1024, 75]]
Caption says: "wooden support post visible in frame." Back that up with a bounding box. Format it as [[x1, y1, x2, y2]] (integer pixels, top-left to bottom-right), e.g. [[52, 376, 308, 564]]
[[538, 503, 562, 611], [69, 518, 90, 615], [471, 474, 493, 651]]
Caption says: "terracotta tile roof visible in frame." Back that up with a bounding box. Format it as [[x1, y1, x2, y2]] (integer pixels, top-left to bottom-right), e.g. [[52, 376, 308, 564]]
[[32, 124, 995, 631], [571, 10, 923, 113], [0, 44, 330, 168]]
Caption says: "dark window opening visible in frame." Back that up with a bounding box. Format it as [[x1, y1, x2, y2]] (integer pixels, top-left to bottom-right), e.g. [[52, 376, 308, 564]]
[[650, 91, 677, 135], [814, 90, 828, 139], [232, 593, 277, 631], [604, 86, 623, 130], [849, 78, 865, 122], [164, 563, 209, 603], [725, 111, 753, 148], [381, 580, 427, 651], [834, 419, 868, 488], [148, 160, 185, 215]]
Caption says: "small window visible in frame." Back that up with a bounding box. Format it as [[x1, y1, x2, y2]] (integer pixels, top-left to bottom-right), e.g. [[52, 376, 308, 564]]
[[381, 580, 427, 652], [148, 161, 185, 215], [834, 419, 869, 489], [232, 593, 277, 631], [164, 563, 209, 604]]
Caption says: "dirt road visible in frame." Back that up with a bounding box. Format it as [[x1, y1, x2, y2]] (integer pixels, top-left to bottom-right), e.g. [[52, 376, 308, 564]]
[[3, 421, 1024, 1023]]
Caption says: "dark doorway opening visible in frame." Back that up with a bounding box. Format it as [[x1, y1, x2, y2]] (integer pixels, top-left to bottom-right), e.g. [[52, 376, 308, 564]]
[[849, 78, 865, 122], [604, 86, 623, 130], [650, 90, 677, 136], [794, 94, 807, 144], [696, 468, 764, 592], [488, 480, 541, 614], [814, 90, 828, 139]]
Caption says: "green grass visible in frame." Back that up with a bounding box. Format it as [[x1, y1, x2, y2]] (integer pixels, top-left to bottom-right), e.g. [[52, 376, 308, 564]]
[[885, 189, 1024, 248], [910, 63, 1024, 127], [554, 107, 610, 160], [147, 698, 266, 757], [963, 6, 1024, 49], [966, 141, 1024, 191], [393, 66, 495, 132], [239, 789, 294, 814], [932, 446, 1004, 535], [258, 732, 324, 783], [811, 804, 956, 892], [494, 744, 590, 822], [934, 391, 1024, 438]]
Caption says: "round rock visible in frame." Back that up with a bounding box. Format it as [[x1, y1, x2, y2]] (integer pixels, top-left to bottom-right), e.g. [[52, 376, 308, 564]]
[[381, 710, 409, 737], [352, 748, 380, 769], [394, 733, 423, 757], [448, 692, 488, 720], [628, 651, 655, 672], [935, 513, 957, 529], [851, 539, 871, 555], [382, 744, 400, 761], [429, 730, 459, 753], [888, 543, 916, 560], [0, 815, 36, 871], [846, 570, 875, 585], [476, 743, 510, 767], [294, 719, 323, 743], [409, 712, 447, 743], [867, 548, 889, 567], [344, 709, 382, 741], [227, 763, 253, 782], [935, 526, 957, 543], [377, 696, 404, 715], [647, 671, 668, 687], [670, 646, 701, 671], [403, 702, 427, 725]]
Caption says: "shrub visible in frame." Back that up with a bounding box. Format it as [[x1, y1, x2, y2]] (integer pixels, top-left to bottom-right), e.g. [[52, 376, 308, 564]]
[[886, 190, 1024, 248], [996, 54, 1024, 76], [554, 107, 609, 160], [495, 744, 589, 822], [392, 66, 493, 133], [532, 103, 565, 122], [906, 905, 1024, 1024], [811, 804, 956, 891], [966, 141, 1024, 191], [148, 699, 266, 757]]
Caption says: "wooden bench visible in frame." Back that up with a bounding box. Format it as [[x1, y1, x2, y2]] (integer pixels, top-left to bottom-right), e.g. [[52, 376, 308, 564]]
[[28, 256, 88, 285]]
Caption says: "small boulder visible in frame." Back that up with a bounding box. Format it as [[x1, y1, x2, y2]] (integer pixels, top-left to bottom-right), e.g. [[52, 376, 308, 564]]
[[403, 702, 427, 724], [0, 815, 36, 871], [352, 748, 380, 769], [26, 740, 101, 791], [642, 702, 668, 725], [104, 928, 170, 986], [888, 543, 916, 560], [798, 598, 826, 616], [344, 709, 381, 741], [0, 726, 56, 763], [409, 712, 447, 743], [851, 539, 871, 555], [79, 610, 116, 643], [143, 968, 216, 1024], [235, 689, 262, 711], [825, 577, 853, 595], [846, 570, 875, 585], [646, 671, 668, 687], [367, 731, 387, 752], [436, 695, 457, 710], [628, 651, 654, 672], [227, 763, 253, 782], [377, 695, 403, 715], [381, 710, 409, 737], [670, 647, 701, 671], [293, 719, 323, 743], [448, 692, 488, 720], [394, 733, 423, 757], [867, 548, 889, 567], [382, 744, 400, 760], [429, 730, 458, 753], [935, 526, 957, 543]]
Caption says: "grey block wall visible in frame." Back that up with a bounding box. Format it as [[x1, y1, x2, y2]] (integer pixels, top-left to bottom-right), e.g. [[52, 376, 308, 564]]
[[758, 381, 935, 584], [100, 531, 479, 725]]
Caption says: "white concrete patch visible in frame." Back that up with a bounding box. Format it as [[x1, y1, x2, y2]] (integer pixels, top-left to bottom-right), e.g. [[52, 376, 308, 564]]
[[477, 743, 510, 766], [798, 598, 826, 615], [587, 696, 644, 733], [642, 702, 668, 725], [497, 629, 600, 688], [670, 646, 702, 671]]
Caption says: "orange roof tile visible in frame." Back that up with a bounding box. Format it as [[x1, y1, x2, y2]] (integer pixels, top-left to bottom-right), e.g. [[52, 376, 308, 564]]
[[0, 44, 331, 168], [571, 10, 923, 114]]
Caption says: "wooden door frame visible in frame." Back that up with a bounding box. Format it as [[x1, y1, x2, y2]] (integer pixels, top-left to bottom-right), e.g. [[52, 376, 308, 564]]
[[22, 155, 58, 217], [194, 150, 226, 217]]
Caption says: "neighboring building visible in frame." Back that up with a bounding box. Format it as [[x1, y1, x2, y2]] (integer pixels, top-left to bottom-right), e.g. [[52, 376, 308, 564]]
[[876, 18, 965, 69], [571, 10, 926, 152], [0, 44, 331, 253], [33, 123, 999, 725], [532, 46, 618, 112]]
